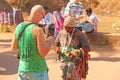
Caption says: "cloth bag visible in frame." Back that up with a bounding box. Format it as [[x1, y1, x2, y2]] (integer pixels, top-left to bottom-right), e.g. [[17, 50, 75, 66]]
[[81, 22, 94, 33]]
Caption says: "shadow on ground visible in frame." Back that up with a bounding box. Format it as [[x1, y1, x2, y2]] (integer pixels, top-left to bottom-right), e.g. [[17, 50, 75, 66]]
[[0, 39, 12, 48], [0, 44, 11, 48], [0, 50, 18, 75], [0, 39, 12, 42], [90, 57, 120, 62], [90, 44, 120, 57]]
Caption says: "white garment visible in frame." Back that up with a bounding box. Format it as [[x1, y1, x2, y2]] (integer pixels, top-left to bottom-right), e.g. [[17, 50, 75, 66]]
[[61, 7, 65, 18], [39, 12, 52, 26], [64, 1, 84, 16], [87, 13, 100, 32], [64, 1, 84, 28], [87, 13, 100, 27]]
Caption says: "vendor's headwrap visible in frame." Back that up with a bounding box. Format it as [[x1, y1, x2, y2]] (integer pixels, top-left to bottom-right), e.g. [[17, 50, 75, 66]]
[[64, 16, 76, 27]]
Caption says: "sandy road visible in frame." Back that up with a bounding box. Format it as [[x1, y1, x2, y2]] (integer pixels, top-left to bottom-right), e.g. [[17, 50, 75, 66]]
[[0, 32, 120, 80]]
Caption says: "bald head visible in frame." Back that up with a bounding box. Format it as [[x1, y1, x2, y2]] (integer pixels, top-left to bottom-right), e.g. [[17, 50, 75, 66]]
[[28, 5, 45, 23]]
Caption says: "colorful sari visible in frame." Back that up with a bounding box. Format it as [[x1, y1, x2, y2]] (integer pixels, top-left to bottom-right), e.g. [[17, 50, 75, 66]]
[[53, 11, 64, 38]]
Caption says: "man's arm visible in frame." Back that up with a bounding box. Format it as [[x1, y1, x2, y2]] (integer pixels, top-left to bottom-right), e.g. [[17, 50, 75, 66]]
[[33, 26, 54, 57], [11, 33, 18, 50]]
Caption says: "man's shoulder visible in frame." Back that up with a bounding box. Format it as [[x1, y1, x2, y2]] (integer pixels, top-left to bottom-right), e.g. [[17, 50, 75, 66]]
[[33, 26, 42, 32], [32, 26, 43, 37]]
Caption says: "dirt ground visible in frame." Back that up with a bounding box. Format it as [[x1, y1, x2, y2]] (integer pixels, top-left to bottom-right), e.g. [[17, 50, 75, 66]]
[[0, 32, 120, 80]]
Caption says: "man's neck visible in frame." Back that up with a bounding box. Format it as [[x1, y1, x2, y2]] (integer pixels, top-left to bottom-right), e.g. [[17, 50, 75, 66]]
[[27, 17, 37, 24]]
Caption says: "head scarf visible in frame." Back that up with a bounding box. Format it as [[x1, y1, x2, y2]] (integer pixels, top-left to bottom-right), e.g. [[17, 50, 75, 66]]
[[64, 16, 76, 27]]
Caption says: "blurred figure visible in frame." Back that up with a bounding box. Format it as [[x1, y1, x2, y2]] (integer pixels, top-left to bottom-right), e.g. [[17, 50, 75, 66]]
[[55, 16, 90, 80], [38, 6, 53, 38], [12, 2, 24, 26], [53, 6, 64, 38], [64, 0, 85, 31], [61, 0, 70, 18], [86, 8, 100, 32]]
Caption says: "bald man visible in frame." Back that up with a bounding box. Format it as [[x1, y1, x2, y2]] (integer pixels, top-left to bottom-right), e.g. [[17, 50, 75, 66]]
[[11, 5, 54, 80]]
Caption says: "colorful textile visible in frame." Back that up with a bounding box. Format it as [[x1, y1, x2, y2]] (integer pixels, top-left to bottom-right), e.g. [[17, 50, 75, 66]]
[[8, 10, 14, 26], [13, 8, 24, 25], [55, 28, 90, 79], [54, 11, 64, 31], [3, 11, 8, 24], [53, 11, 64, 38], [0, 10, 4, 24], [55, 28, 90, 51]]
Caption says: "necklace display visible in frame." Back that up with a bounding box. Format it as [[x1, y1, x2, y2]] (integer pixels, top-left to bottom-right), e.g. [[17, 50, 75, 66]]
[[61, 28, 75, 53], [66, 28, 75, 48]]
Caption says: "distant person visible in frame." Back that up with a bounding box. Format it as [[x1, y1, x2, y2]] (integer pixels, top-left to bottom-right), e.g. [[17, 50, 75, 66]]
[[86, 8, 100, 32], [38, 6, 53, 38], [3, 9, 8, 25], [0, 10, 4, 25], [64, 0, 85, 31], [11, 5, 54, 80], [55, 16, 90, 79], [53, 6, 64, 38], [61, 0, 70, 18], [12, 3, 24, 25]]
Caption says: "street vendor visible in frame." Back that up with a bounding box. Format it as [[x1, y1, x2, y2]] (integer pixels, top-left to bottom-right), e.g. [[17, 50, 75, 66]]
[[55, 16, 90, 80]]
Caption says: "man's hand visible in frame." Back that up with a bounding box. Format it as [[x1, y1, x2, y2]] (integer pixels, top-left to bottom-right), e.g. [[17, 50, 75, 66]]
[[46, 36, 54, 43]]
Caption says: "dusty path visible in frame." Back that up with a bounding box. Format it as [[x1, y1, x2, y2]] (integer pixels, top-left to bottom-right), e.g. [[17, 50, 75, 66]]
[[0, 32, 120, 80]]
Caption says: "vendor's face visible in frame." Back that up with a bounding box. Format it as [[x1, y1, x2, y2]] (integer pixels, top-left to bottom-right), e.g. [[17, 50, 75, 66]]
[[65, 26, 74, 33]]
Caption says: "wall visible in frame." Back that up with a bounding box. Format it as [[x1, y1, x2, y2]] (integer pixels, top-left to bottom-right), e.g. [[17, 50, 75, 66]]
[[85, 32, 120, 49]]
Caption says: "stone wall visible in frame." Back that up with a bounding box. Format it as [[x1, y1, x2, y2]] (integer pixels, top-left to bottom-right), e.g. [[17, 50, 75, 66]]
[[85, 32, 120, 49]]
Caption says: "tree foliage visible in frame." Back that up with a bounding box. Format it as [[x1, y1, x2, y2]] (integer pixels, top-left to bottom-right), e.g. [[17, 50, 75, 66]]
[[11, 0, 99, 12], [13, 0, 61, 12]]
